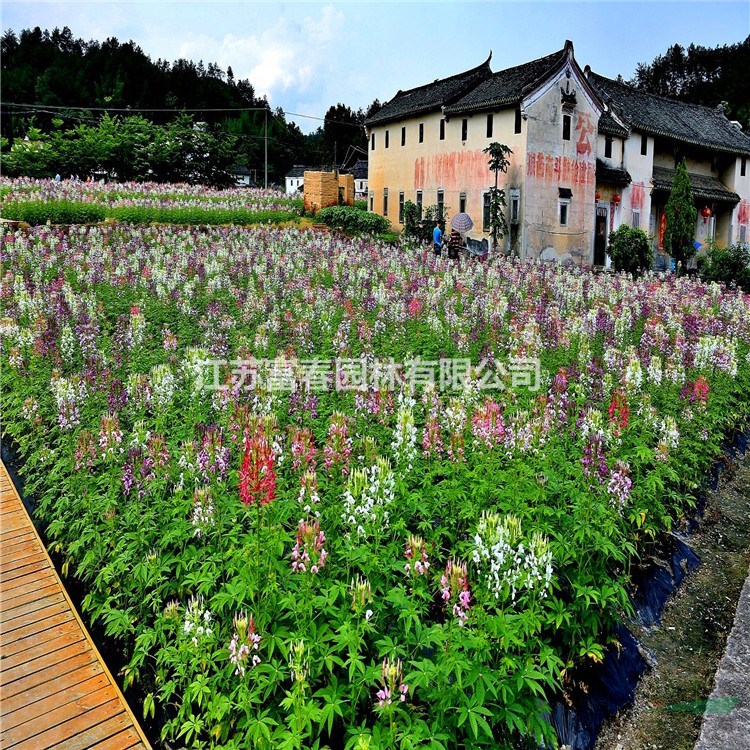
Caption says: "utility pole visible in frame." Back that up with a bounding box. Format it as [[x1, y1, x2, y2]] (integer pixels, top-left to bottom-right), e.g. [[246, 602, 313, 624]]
[[264, 108, 268, 189]]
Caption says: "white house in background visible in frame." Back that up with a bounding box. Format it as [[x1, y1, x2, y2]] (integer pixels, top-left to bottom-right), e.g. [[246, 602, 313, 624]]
[[285, 165, 308, 195], [232, 165, 256, 187]]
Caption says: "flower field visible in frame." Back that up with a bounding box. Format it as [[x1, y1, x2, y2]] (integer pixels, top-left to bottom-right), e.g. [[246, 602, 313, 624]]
[[2, 219, 750, 749], [0, 178, 303, 226]]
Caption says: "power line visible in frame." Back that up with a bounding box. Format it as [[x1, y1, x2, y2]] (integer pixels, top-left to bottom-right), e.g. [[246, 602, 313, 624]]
[[2, 101, 366, 128]]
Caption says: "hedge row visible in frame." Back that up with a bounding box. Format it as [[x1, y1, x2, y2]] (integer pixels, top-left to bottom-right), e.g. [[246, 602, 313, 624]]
[[0, 200, 301, 227]]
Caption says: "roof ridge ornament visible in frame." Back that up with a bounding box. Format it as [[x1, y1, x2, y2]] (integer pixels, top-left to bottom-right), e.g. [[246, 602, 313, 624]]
[[561, 79, 577, 111]]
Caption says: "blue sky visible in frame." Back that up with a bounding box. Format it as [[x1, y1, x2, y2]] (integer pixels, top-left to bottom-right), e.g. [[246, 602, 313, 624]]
[[2, 1, 749, 133]]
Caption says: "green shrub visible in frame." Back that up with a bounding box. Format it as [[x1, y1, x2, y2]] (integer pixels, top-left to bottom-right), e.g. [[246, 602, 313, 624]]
[[353, 199, 367, 211], [314, 205, 390, 234], [698, 241, 750, 291], [608, 224, 653, 276], [0, 200, 299, 227], [0, 200, 107, 225]]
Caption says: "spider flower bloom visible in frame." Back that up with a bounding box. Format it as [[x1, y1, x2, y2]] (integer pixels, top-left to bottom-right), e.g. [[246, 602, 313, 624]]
[[323, 411, 352, 476], [693, 375, 710, 406], [608, 388, 629, 436], [228, 612, 261, 677], [291, 518, 328, 574], [404, 535, 430, 576], [440, 559, 471, 626], [350, 574, 373, 612], [239, 432, 276, 506], [290, 427, 317, 472], [376, 657, 408, 708]]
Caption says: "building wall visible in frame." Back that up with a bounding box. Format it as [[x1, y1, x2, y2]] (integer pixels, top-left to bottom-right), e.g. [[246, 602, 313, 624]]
[[367, 60, 750, 262], [522, 68, 600, 263], [368, 108, 527, 244], [618, 131, 654, 245], [721, 156, 750, 245], [286, 177, 304, 195]]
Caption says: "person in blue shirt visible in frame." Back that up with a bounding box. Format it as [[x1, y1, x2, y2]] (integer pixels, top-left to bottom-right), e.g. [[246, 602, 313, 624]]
[[433, 221, 443, 255]]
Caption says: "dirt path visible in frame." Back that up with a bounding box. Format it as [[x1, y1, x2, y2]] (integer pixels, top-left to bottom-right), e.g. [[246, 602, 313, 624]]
[[595, 455, 750, 750]]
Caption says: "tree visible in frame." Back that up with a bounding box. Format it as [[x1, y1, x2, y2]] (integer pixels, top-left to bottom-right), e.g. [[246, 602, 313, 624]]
[[631, 37, 750, 129], [483, 142, 512, 254], [663, 159, 698, 269], [608, 225, 653, 276]]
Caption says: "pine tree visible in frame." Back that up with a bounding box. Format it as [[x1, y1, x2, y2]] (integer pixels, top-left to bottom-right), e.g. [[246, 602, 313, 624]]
[[664, 159, 697, 269]]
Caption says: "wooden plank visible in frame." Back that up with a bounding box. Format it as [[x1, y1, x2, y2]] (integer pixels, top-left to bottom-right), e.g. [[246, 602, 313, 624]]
[[1, 599, 71, 635], [0, 533, 37, 556], [15, 704, 128, 750], [0, 548, 45, 573], [2, 638, 94, 691], [1, 576, 58, 606], [90, 727, 145, 750], [2, 690, 119, 748], [0, 514, 33, 535], [1, 627, 85, 671], [0, 660, 105, 715], [0, 557, 49, 584], [0, 616, 80, 658], [0, 459, 151, 750], [1, 590, 66, 626], [0, 565, 56, 592], [0, 650, 97, 701], [0, 608, 75, 649], [0, 672, 111, 731]]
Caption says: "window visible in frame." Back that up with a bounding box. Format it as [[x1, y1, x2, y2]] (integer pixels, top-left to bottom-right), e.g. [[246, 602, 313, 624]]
[[742, 157, 747, 177], [558, 189, 571, 226], [739, 225, 747, 245], [369, 191, 374, 212], [401, 127, 406, 147], [461, 119, 468, 141], [385, 130, 389, 149], [509, 189, 520, 225], [459, 192, 467, 214], [439, 119, 445, 140], [562, 114, 571, 141], [631, 209, 640, 229], [419, 123, 424, 143], [383, 188, 388, 217], [486, 114, 493, 138], [399, 191, 405, 223], [515, 107, 522, 134], [641, 133, 648, 156], [605, 136, 613, 159], [371, 133, 375, 151], [416, 190, 423, 219], [437, 189, 444, 216], [483, 192, 491, 232], [559, 200, 569, 226]]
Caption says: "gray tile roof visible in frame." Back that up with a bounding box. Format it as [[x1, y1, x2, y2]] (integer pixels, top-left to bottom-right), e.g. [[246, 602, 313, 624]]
[[651, 166, 740, 204], [444, 46, 570, 115], [588, 72, 750, 157], [285, 165, 308, 179], [596, 159, 632, 186], [364, 55, 493, 127], [347, 160, 368, 180], [598, 112, 629, 138]]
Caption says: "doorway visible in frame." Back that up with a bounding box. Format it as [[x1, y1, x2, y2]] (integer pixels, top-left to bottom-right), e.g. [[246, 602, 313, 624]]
[[594, 206, 607, 266]]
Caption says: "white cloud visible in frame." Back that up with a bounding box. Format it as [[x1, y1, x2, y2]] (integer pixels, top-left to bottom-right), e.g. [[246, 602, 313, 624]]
[[168, 4, 345, 104]]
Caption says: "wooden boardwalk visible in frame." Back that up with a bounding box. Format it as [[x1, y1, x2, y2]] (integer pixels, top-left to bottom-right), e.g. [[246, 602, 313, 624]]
[[0, 460, 152, 750]]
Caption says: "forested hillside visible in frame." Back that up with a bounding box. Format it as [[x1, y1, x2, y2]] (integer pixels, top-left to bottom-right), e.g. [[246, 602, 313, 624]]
[[630, 36, 750, 129], [1, 26, 375, 183]]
